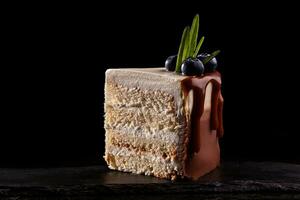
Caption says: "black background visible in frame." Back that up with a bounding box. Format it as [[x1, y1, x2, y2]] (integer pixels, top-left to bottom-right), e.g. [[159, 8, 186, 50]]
[[2, 2, 299, 167]]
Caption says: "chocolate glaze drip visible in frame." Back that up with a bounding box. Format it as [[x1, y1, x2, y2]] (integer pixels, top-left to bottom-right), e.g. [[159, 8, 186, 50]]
[[181, 71, 224, 180]]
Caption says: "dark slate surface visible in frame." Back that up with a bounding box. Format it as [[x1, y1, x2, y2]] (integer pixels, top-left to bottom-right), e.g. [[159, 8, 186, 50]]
[[0, 162, 300, 199]]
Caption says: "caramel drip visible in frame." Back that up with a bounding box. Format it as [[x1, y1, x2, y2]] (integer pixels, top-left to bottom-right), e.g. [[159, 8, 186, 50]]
[[182, 71, 224, 180]]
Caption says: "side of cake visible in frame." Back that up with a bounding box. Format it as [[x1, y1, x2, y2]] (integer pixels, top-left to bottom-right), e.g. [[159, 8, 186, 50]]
[[104, 68, 188, 179]]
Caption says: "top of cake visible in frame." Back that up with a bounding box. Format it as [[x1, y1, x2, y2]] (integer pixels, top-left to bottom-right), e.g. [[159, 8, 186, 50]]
[[106, 67, 222, 94], [106, 67, 186, 81]]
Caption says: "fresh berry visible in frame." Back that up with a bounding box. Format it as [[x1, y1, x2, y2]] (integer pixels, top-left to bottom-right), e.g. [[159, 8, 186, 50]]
[[165, 55, 177, 71], [197, 53, 218, 73], [181, 58, 204, 76]]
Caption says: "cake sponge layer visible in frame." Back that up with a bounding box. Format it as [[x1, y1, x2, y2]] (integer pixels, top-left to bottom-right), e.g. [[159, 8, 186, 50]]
[[105, 82, 181, 133], [105, 150, 181, 180]]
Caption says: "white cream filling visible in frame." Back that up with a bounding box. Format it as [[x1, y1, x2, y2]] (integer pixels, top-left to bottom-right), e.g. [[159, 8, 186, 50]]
[[106, 126, 182, 144]]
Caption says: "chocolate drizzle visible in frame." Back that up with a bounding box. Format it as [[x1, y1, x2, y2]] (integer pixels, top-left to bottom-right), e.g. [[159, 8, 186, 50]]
[[181, 71, 224, 180]]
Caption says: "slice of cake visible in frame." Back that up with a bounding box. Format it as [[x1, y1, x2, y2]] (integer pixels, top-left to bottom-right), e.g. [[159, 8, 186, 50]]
[[104, 68, 223, 180], [104, 14, 224, 180]]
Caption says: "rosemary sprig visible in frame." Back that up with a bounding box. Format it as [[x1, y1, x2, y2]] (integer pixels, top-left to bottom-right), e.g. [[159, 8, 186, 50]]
[[189, 14, 199, 57], [203, 50, 221, 64], [193, 36, 205, 58], [175, 14, 205, 73], [175, 26, 190, 73], [182, 26, 190, 64]]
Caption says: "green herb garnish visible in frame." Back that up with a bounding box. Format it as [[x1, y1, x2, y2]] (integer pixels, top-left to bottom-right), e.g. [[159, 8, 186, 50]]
[[182, 26, 191, 64], [189, 14, 199, 56], [175, 26, 190, 73], [193, 36, 205, 58], [175, 14, 205, 73], [203, 50, 221, 64]]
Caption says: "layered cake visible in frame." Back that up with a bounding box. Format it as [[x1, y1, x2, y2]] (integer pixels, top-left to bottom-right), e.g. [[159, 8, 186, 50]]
[[104, 14, 224, 180]]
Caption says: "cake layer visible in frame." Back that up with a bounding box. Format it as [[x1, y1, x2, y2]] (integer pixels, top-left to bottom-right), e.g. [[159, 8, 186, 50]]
[[106, 125, 181, 143], [105, 146, 183, 180], [105, 68, 186, 118], [105, 137, 184, 180], [105, 82, 182, 134], [106, 130, 179, 158], [105, 82, 176, 112], [105, 104, 181, 134]]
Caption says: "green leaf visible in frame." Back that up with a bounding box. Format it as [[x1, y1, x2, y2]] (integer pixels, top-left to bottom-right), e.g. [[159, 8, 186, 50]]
[[176, 26, 190, 73], [193, 36, 205, 58], [189, 14, 199, 57], [203, 50, 221, 64], [182, 26, 190, 63]]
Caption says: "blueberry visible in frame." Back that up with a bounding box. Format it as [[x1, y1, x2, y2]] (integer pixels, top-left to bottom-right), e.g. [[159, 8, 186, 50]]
[[165, 55, 177, 71], [197, 53, 218, 73], [181, 58, 204, 76]]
